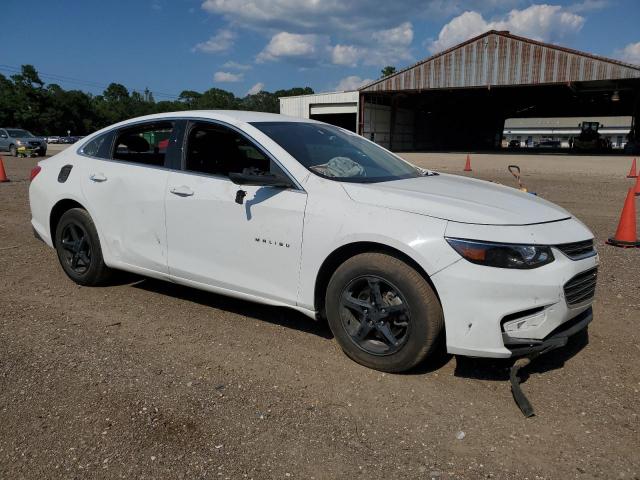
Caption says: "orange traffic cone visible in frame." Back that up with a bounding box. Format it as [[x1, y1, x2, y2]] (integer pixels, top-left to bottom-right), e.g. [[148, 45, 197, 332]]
[[464, 154, 472, 172], [0, 155, 8, 183], [606, 188, 639, 247], [627, 158, 638, 178], [635, 173, 640, 196]]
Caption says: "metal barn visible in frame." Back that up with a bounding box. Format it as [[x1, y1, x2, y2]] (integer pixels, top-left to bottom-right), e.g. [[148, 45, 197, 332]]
[[358, 30, 640, 151], [281, 30, 640, 152]]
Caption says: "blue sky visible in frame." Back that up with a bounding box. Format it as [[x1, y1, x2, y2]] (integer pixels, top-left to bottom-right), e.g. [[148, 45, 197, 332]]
[[2, 0, 639, 99]]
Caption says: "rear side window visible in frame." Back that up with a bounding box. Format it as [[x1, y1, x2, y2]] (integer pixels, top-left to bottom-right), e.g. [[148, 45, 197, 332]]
[[80, 132, 112, 158], [112, 122, 174, 167]]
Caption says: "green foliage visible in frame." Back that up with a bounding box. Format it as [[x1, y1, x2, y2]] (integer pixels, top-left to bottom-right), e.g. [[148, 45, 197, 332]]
[[0, 65, 314, 135], [380, 66, 397, 78]]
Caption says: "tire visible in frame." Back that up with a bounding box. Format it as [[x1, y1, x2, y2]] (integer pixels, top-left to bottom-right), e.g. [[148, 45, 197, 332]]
[[9, 145, 16, 157], [325, 252, 443, 373], [54, 208, 112, 286]]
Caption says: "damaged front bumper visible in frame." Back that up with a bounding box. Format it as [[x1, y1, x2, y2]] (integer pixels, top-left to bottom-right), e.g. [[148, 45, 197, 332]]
[[503, 307, 592, 356]]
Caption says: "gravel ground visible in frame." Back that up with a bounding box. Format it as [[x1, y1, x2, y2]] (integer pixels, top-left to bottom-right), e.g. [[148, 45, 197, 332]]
[[0, 151, 639, 479]]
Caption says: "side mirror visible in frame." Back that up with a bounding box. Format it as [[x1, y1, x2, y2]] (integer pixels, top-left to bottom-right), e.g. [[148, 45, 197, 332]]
[[229, 170, 292, 188]]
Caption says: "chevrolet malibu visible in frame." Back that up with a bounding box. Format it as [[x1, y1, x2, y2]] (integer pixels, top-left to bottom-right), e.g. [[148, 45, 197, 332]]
[[29, 111, 598, 372]]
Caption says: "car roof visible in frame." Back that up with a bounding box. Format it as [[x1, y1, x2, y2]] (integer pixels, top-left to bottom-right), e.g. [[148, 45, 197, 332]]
[[112, 110, 320, 126]]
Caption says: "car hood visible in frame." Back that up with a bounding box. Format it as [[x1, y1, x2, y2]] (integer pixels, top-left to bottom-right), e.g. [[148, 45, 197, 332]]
[[17, 137, 44, 142], [341, 173, 572, 226]]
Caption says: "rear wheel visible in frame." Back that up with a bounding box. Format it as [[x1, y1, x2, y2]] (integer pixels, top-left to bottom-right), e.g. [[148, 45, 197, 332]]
[[325, 252, 443, 373], [54, 208, 112, 286]]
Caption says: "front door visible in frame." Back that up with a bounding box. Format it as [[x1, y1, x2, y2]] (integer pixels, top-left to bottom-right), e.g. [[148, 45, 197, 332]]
[[165, 120, 307, 305]]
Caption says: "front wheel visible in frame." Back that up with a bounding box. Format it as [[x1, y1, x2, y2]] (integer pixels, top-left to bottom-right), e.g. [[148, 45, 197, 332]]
[[325, 252, 443, 373], [54, 208, 112, 286], [9, 145, 16, 157]]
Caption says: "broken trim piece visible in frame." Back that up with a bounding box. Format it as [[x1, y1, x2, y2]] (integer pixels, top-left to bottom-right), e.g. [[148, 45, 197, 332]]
[[509, 355, 539, 417]]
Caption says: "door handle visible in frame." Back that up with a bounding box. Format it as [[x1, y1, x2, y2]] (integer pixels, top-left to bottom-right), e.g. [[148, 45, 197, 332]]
[[170, 186, 194, 197], [89, 173, 107, 182]]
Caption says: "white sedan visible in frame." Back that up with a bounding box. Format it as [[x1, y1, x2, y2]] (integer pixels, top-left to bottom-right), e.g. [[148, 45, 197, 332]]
[[28, 111, 598, 372]]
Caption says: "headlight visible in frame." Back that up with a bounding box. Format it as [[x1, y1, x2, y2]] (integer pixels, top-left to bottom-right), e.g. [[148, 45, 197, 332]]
[[445, 238, 554, 269], [16, 140, 23, 145]]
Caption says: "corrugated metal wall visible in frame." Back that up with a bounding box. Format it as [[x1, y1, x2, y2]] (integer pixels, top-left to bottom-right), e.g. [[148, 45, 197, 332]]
[[362, 32, 640, 93], [361, 104, 414, 150]]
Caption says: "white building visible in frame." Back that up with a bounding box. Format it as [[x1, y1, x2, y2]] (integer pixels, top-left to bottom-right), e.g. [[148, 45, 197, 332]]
[[279, 91, 359, 131]]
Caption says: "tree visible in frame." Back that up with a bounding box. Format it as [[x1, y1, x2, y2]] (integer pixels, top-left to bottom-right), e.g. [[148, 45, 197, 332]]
[[0, 64, 315, 135], [380, 66, 397, 78], [197, 88, 239, 110], [178, 90, 202, 107]]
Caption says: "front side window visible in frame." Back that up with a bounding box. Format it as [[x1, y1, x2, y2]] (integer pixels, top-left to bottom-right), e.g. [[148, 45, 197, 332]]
[[184, 122, 274, 177], [113, 122, 174, 167], [251, 122, 421, 183]]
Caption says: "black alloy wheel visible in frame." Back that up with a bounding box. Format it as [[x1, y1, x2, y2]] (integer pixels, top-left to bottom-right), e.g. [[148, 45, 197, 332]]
[[325, 252, 444, 373], [59, 223, 92, 275], [340, 275, 411, 356], [54, 208, 112, 286]]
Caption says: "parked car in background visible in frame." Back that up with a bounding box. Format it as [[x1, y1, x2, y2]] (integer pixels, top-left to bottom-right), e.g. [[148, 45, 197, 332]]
[[29, 111, 598, 373], [0, 128, 47, 156], [508, 139, 521, 148], [59, 136, 79, 144], [47, 136, 61, 144]]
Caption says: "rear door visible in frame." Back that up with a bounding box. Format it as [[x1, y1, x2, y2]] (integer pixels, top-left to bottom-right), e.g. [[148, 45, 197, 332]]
[[165, 120, 307, 304], [79, 120, 183, 274]]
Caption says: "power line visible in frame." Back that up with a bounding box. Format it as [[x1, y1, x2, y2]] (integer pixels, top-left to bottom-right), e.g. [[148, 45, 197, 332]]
[[0, 64, 182, 100]]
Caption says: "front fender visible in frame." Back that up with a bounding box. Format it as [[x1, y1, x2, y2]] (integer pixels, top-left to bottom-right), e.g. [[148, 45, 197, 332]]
[[296, 177, 459, 310]]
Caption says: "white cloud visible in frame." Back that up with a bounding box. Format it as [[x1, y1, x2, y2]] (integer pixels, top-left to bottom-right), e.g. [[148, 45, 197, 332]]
[[213, 71, 244, 82], [428, 5, 585, 53], [335, 75, 374, 91], [331, 44, 361, 66], [366, 22, 414, 65], [257, 32, 325, 62], [200, 0, 516, 34], [614, 42, 640, 65], [222, 61, 252, 70], [247, 82, 265, 95], [193, 29, 236, 53], [373, 21, 413, 46]]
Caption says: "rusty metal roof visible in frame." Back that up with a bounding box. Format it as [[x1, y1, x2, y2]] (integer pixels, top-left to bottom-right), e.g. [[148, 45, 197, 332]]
[[360, 30, 640, 93]]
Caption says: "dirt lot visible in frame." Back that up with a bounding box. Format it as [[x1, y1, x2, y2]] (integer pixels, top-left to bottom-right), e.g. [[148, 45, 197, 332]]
[[1, 151, 639, 479]]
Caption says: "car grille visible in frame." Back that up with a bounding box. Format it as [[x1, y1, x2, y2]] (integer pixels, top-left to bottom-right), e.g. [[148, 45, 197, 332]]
[[563, 267, 597, 306], [28, 141, 40, 147], [556, 239, 595, 260]]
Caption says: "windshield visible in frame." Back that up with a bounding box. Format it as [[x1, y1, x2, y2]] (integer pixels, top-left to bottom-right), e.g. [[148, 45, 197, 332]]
[[251, 122, 421, 183], [7, 129, 33, 138]]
